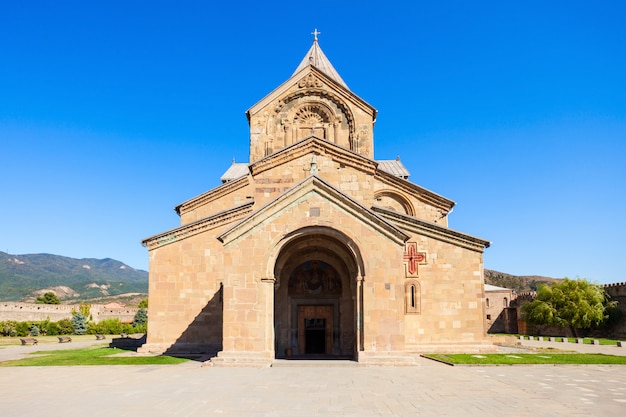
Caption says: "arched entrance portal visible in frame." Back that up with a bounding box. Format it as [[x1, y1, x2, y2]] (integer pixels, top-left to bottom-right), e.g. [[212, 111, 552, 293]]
[[273, 231, 359, 359]]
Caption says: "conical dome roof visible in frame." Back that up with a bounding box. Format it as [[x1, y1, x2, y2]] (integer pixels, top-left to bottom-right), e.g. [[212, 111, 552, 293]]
[[292, 33, 348, 89]]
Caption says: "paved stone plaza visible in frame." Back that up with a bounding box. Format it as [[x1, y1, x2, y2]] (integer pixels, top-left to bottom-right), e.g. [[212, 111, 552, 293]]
[[1, 341, 626, 416]]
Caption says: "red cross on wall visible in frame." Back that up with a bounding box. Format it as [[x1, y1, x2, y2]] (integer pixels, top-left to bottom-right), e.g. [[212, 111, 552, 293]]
[[403, 242, 426, 277]]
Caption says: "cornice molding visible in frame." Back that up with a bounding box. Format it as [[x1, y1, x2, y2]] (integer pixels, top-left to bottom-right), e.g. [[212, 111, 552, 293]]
[[371, 206, 490, 253], [176, 176, 250, 216], [142, 202, 255, 251], [250, 136, 377, 177]]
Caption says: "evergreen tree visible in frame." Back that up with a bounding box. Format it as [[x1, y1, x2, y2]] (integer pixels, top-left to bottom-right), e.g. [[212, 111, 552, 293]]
[[133, 308, 148, 326], [71, 313, 87, 335]]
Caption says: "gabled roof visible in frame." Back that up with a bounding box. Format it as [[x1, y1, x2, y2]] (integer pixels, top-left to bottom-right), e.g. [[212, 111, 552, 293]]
[[217, 175, 409, 246], [377, 158, 410, 180], [371, 205, 490, 253], [292, 38, 348, 89], [175, 175, 249, 216], [221, 162, 249, 183], [485, 284, 512, 292]]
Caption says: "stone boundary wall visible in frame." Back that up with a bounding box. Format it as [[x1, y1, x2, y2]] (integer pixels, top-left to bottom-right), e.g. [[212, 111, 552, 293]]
[[605, 282, 626, 339], [0, 302, 139, 324]]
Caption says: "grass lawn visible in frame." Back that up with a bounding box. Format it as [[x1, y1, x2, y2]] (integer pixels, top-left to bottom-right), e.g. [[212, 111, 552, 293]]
[[490, 334, 623, 346], [0, 345, 190, 366], [424, 353, 626, 365]]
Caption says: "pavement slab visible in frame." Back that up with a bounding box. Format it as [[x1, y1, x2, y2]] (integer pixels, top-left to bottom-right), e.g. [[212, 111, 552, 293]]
[[1, 339, 626, 416]]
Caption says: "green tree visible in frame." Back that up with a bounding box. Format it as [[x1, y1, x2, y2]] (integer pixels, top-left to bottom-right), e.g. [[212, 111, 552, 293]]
[[138, 299, 148, 309], [133, 307, 148, 326], [522, 278, 616, 337], [71, 313, 87, 335], [35, 292, 61, 304]]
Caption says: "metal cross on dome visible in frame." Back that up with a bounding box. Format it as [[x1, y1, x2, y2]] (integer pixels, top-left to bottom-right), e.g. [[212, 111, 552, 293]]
[[311, 28, 321, 41]]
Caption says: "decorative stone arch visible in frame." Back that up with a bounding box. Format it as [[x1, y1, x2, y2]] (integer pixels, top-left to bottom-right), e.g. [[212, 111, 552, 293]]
[[266, 226, 365, 285], [405, 279, 421, 314], [374, 190, 415, 217], [275, 90, 356, 150], [267, 226, 365, 359]]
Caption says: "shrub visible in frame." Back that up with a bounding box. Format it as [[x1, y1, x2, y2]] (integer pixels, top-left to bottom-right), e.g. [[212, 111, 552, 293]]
[[15, 321, 31, 337], [133, 323, 147, 334], [34, 319, 50, 336], [29, 325, 40, 336], [57, 318, 74, 335], [44, 321, 61, 336], [87, 318, 125, 335], [0, 321, 18, 337]]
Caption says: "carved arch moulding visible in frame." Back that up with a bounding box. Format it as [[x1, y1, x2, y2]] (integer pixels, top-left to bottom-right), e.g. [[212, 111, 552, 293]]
[[274, 91, 356, 149], [374, 190, 415, 217]]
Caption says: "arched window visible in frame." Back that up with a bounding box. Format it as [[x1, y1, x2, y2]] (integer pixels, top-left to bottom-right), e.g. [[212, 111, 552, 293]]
[[405, 280, 420, 314], [373, 191, 415, 217]]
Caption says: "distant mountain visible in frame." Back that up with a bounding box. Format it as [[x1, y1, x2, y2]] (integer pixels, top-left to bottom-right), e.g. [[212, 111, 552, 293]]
[[0, 251, 148, 302], [0, 251, 559, 302], [484, 269, 561, 293]]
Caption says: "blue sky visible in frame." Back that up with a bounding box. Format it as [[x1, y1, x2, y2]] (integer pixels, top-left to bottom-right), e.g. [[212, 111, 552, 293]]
[[1, 1, 624, 284]]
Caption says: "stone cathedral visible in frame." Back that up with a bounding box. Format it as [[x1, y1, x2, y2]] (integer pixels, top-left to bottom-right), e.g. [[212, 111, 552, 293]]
[[140, 35, 491, 366]]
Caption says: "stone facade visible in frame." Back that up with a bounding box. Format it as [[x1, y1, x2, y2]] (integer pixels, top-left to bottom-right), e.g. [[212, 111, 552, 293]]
[[484, 284, 514, 333], [140, 38, 491, 365]]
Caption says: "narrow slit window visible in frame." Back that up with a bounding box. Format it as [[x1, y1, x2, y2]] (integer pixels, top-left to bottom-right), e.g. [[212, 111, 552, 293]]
[[405, 280, 420, 314]]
